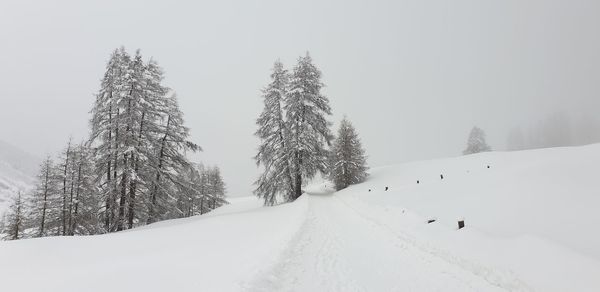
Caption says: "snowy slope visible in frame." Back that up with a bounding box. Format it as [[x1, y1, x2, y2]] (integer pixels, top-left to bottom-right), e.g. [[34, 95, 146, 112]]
[[1, 144, 600, 291], [0, 140, 38, 213]]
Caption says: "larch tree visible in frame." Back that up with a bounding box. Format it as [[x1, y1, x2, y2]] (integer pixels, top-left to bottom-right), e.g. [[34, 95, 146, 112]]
[[89, 48, 125, 232], [68, 143, 100, 235], [328, 117, 368, 191], [254, 60, 295, 205], [30, 156, 60, 237], [89, 47, 203, 231], [463, 126, 492, 155], [284, 53, 333, 200], [56, 138, 73, 235], [3, 192, 25, 240]]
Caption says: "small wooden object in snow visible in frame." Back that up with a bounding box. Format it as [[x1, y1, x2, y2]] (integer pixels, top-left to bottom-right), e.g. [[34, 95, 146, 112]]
[[458, 219, 465, 229], [427, 219, 436, 224]]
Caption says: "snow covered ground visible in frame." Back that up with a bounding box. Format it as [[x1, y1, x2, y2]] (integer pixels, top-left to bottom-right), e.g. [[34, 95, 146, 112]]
[[2, 144, 600, 291]]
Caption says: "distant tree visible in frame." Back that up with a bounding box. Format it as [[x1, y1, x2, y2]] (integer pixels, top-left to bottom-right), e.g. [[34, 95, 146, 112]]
[[284, 53, 333, 200], [3, 192, 25, 240], [463, 126, 492, 155], [175, 163, 228, 217], [328, 117, 368, 191], [209, 166, 227, 209], [506, 126, 526, 151]]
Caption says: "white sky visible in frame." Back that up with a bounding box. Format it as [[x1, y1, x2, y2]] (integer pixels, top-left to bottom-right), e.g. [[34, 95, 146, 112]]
[[1, 0, 599, 196]]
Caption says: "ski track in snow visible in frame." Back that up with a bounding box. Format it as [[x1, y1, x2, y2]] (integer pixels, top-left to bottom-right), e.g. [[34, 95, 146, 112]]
[[251, 191, 527, 292]]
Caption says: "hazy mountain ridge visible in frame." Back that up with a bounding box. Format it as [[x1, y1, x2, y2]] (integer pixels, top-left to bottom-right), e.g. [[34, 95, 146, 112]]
[[0, 140, 39, 213]]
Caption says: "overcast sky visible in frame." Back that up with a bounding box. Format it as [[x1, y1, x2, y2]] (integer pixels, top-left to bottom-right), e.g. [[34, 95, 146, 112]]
[[1, 0, 599, 196]]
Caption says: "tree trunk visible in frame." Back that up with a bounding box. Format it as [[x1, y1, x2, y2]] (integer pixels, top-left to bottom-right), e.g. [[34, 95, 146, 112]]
[[117, 153, 128, 231], [148, 116, 170, 224], [39, 165, 49, 237], [68, 166, 75, 235], [127, 112, 144, 229], [62, 141, 71, 236], [71, 162, 82, 235], [105, 100, 113, 231], [294, 150, 302, 200]]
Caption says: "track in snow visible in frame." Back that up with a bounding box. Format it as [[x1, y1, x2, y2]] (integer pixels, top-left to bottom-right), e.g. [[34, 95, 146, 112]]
[[251, 192, 518, 292]]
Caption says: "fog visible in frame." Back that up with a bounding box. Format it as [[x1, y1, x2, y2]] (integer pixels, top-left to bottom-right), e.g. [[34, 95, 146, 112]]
[[1, 0, 599, 196]]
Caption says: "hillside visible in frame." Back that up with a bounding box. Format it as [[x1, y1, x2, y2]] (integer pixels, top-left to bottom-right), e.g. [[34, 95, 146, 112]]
[[1, 144, 599, 291], [0, 140, 38, 213]]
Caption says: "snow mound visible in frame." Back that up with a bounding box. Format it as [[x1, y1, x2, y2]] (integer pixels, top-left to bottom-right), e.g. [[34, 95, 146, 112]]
[[335, 143, 600, 291]]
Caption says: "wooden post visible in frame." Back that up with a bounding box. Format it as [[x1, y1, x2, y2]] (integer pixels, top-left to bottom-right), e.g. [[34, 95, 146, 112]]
[[458, 219, 465, 229]]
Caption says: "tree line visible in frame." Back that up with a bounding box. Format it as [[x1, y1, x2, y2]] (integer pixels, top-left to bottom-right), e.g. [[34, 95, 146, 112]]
[[254, 53, 369, 205], [1, 48, 226, 240]]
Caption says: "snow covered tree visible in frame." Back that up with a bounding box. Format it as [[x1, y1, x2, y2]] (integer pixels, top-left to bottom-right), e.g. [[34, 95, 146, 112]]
[[89, 47, 200, 231], [208, 166, 227, 209], [284, 53, 333, 200], [68, 143, 101, 235], [89, 48, 124, 232], [56, 138, 74, 235], [146, 93, 200, 224], [254, 60, 295, 205], [30, 156, 60, 237], [3, 192, 25, 240], [174, 163, 228, 217], [328, 117, 368, 191], [463, 126, 492, 155]]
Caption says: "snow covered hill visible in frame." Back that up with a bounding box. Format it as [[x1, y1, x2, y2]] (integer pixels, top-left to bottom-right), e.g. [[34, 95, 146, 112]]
[[0, 140, 38, 214], [1, 144, 600, 291]]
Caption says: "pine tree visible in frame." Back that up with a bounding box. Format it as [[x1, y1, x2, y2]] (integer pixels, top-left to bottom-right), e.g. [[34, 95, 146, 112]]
[[328, 117, 368, 191], [254, 60, 295, 205], [284, 52, 333, 200], [463, 126, 492, 155]]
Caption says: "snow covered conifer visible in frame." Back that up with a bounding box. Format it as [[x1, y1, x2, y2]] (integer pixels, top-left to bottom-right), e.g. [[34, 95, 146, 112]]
[[30, 156, 60, 237], [284, 53, 333, 200], [328, 117, 368, 191], [463, 126, 492, 155], [3, 192, 25, 240], [254, 60, 295, 205], [89, 48, 200, 230]]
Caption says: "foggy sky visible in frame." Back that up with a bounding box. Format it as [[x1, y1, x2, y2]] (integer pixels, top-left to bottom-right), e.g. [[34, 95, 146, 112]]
[[1, 0, 599, 196]]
